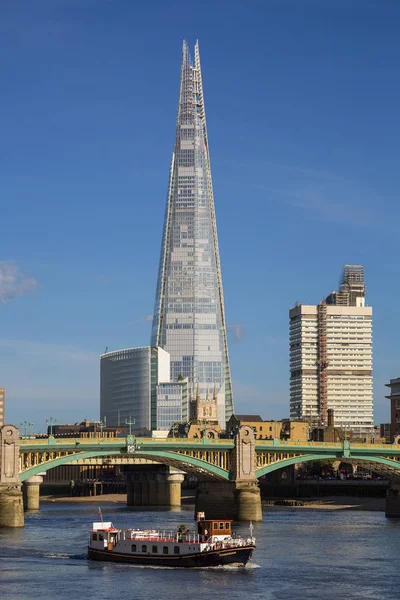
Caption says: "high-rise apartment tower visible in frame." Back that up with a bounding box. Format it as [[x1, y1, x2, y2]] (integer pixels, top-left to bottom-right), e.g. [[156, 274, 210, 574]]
[[151, 41, 233, 425], [289, 265, 373, 437]]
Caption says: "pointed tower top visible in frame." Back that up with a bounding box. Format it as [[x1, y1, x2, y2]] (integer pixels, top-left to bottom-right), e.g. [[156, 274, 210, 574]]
[[182, 39, 191, 66]]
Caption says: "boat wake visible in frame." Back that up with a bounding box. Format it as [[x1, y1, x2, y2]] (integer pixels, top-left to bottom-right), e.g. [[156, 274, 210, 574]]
[[101, 561, 260, 571], [41, 552, 86, 561]]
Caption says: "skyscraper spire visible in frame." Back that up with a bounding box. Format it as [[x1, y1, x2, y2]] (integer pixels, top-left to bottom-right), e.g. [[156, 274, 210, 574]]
[[151, 41, 233, 425]]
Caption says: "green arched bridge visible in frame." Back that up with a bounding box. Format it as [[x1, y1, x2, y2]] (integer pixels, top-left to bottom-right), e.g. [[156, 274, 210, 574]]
[[2, 425, 400, 526], [19, 435, 400, 483]]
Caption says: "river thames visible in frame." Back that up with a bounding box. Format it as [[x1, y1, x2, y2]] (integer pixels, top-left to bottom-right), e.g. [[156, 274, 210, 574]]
[[0, 503, 398, 600]]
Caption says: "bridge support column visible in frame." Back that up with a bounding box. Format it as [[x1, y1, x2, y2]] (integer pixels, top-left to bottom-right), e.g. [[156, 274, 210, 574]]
[[168, 472, 185, 507], [231, 425, 262, 521], [0, 486, 24, 527], [235, 483, 262, 522], [195, 481, 236, 520], [127, 469, 184, 508], [126, 465, 180, 507], [195, 481, 262, 521], [23, 476, 43, 511], [0, 425, 24, 527], [385, 485, 400, 518]]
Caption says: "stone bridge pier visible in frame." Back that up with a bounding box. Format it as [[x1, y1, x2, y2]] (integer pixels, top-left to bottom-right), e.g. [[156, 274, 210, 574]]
[[125, 465, 185, 508], [0, 425, 24, 527], [195, 425, 262, 521], [23, 475, 44, 511], [385, 484, 400, 517]]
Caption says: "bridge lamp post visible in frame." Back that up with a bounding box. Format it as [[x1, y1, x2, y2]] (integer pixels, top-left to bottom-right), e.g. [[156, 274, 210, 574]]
[[99, 417, 107, 437], [125, 416, 135, 437], [46, 417, 57, 437], [20, 421, 28, 436]]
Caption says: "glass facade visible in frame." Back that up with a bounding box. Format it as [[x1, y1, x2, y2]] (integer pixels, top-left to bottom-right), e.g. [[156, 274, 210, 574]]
[[151, 41, 233, 425], [156, 381, 188, 431], [100, 347, 170, 432]]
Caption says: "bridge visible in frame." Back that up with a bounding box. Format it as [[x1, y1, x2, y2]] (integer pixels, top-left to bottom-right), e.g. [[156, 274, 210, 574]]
[[2, 424, 400, 527]]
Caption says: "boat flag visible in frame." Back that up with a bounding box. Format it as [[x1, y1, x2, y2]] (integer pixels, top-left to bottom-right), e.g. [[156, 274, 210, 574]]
[[98, 507, 103, 522]]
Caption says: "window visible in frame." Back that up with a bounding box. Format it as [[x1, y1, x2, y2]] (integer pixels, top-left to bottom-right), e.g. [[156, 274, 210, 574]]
[[225, 523, 230, 530], [142, 545, 147, 553], [174, 546, 180, 554], [131, 544, 137, 552], [163, 546, 169, 554], [213, 523, 218, 530], [219, 522, 224, 530], [92, 534, 97, 541], [99, 534, 104, 541], [152, 545, 158, 553]]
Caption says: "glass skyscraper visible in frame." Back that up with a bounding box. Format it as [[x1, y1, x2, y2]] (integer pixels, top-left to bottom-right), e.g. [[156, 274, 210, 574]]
[[151, 41, 233, 425]]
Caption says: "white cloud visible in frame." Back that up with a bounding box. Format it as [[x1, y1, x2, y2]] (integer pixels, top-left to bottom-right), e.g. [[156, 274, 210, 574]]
[[0, 261, 38, 304], [227, 324, 245, 341]]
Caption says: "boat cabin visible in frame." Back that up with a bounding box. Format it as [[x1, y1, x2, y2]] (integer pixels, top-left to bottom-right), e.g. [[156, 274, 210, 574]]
[[197, 519, 232, 540]]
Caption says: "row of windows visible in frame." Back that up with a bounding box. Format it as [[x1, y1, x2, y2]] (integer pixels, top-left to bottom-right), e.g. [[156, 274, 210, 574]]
[[129, 544, 180, 554]]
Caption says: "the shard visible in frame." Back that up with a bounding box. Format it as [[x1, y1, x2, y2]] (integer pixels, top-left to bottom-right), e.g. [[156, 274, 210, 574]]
[[151, 41, 233, 425]]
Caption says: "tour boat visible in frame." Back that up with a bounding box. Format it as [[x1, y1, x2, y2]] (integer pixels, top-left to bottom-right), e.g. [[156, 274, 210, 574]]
[[87, 512, 255, 568]]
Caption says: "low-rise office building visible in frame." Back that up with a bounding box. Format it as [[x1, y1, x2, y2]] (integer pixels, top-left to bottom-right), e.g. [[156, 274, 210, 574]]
[[226, 415, 308, 441], [156, 379, 189, 431], [100, 347, 170, 433]]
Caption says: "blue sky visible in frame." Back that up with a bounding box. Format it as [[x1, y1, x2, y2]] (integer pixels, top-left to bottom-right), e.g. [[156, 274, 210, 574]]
[[1, 0, 399, 430]]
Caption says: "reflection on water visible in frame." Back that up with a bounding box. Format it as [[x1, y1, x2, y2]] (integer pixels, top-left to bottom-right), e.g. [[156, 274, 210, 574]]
[[0, 503, 399, 600]]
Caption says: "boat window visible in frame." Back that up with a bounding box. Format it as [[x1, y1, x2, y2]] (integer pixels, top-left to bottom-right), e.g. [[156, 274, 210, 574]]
[[213, 523, 218, 530], [174, 546, 180, 554], [99, 534, 104, 541], [163, 546, 169, 555], [131, 544, 137, 552], [142, 545, 147, 553], [92, 534, 97, 541], [225, 523, 230, 529], [152, 545, 158, 553], [219, 522, 224, 530]]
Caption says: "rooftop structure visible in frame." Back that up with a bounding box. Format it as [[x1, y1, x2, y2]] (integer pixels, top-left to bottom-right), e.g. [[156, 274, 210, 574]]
[[326, 264, 366, 307]]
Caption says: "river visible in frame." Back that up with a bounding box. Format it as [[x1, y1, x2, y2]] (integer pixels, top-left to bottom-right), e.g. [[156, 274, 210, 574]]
[[0, 503, 398, 600]]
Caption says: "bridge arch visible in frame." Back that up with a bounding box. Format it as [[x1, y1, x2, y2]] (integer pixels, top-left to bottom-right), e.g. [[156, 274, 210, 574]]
[[256, 453, 400, 482], [20, 449, 230, 482]]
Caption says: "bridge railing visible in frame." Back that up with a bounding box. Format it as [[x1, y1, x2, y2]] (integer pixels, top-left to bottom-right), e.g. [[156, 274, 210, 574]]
[[19, 436, 400, 451], [254, 439, 400, 451], [19, 436, 234, 447]]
